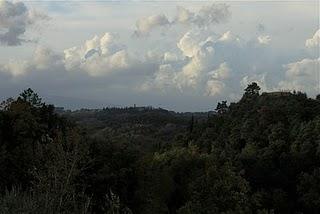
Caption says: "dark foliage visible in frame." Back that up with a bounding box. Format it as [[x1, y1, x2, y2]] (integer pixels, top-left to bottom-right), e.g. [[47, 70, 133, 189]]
[[1, 84, 320, 213]]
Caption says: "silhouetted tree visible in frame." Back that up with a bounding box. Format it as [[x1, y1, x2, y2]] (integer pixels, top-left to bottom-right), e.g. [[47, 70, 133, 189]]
[[19, 88, 42, 107], [215, 100, 228, 114], [244, 82, 261, 96]]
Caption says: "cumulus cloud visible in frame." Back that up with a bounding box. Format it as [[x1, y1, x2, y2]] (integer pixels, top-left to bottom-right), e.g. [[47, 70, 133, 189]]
[[175, 6, 194, 24], [1, 46, 63, 76], [218, 31, 240, 43], [64, 33, 131, 76], [0, 28, 273, 102], [1, 60, 30, 76], [284, 58, 319, 78], [175, 3, 231, 27], [163, 52, 179, 63], [0, 32, 152, 108], [143, 30, 245, 94], [257, 35, 271, 45], [175, 31, 216, 89], [134, 14, 170, 37], [133, 3, 230, 36], [34, 47, 64, 71], [305, 29, 320, 48], [0, 32, 135, 78], [141, 31, 216, 92], [208, 62, 231, 80], [279, 58, 320, 96], [206, 62, 231, 96], [0, 1, 318, 111], [0, 0, 48, 46], [175, 55, 203, 89], [206, 80, 225, 96], [0, 10, 314, 109], [141, 29, 279, 97], [177, 31, 202, 57], [141, 64, 176, 92]]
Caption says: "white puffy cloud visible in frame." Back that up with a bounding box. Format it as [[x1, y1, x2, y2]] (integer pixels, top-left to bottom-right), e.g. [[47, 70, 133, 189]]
[[163, 52, 179, 63], [134, 14, 170, 37], [64, 33, 131, 76], [257, 35, 271, 45], [218, 31, 240, 43], [141, 29, 273, 96], [34, 47, 64, 71], [305, 29, 320, 48], [177, 31, 202, 57], [206, 80, 225, 96], [142, 31, 216, 92], [0, 32, 133, 78], [193, 3, 231, 27], [175, 31, 216, 89], [175, 6, 194, 24], [1, 60, 30, 76], [0, 0, 48, 46], [284, 58, 319, 77], [208, 62, 231, 80], [78, 50, 130, 77], [152, 64, 176, 90], [133, 3, 231, 36], [143, 30, 242, 93], [1, 27, 288, 104], [0, 46, 63, 76], [205, 62, 231, 96], [175, 3, 231, 27], [279, 58, 320, 96], [175, 54, 203, 89], [0, 1, 318, 111]]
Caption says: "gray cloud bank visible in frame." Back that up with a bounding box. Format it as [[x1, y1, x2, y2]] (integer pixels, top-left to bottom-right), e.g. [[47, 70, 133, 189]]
[[0, 0, 48, 46]]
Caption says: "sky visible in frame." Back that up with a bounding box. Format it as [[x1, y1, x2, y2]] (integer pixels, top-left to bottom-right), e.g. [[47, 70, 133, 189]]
[[0, 0, 319, 111]]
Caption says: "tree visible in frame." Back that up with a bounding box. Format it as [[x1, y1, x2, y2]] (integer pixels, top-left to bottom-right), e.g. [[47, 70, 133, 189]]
[[244, 82, 261, 96], [189, 114, 194, 134], [1, 86, 320, 213], [19, 88, 42, 107], [177, 161, 250, 214], [215, 101, 228, 114], [298, 168, 320, 213]]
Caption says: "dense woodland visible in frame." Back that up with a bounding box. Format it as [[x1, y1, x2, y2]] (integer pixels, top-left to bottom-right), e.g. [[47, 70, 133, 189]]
[[1, 83, 320, 214]]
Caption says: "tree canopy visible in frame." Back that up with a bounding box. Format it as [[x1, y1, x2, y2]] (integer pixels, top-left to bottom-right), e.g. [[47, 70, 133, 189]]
[[1, 84, 320, 213]]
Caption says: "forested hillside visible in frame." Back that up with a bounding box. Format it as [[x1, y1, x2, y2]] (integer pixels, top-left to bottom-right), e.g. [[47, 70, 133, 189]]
[[1, 83, 320, 214]]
